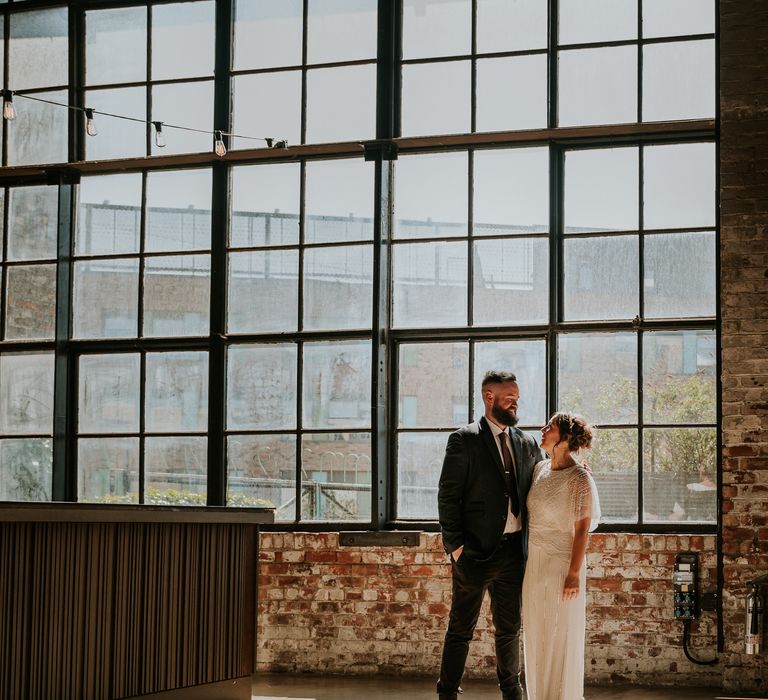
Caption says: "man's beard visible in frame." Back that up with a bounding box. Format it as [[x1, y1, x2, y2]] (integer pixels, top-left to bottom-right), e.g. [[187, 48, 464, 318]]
[[491, 398, 519, 427]]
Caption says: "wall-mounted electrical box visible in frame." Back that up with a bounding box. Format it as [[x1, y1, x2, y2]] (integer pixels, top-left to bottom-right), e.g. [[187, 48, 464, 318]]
[[674, 552, 699, 621]]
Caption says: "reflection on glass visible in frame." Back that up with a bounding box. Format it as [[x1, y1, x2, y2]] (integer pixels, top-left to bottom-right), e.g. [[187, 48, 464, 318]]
[[476, 0, 547, 53], [73, 259, 139, 339], [84, 87, 146, 160], [9, 8, 68, 90], [227, 344, 297, 430], [401, 61, 471, 137], [227, 434, 296, 517], [85, 7, 146, 85], [8, 186, 58, 261], [303, 341, 371, 430], [230, 164, 300, 247], [643, 428, 716, 523], [8, 90, 69, 166], [643, 0, 715, 38], [76, 174, 142, 256], [644, 233, 715, 319], [588, 428, 638, 523], [0, 439, 51, 501], [145, 436, 207, 505], [474, 148, 548, 236], [307, 0, 377, 63], [397, 432, 449, 519], [227, 250, 298, 333], [473, 238, 549, 325], [393, 241, 468, 328], [146, 352, 208, 433], [564, 236, 638, 321], [398, 343, 468, 428], [151, 81, 214, 155], [5, 265, 56, 340], [233, 0, 302, 70], [301, 432, 371, 521], [559, 0, 636, 44], [151, 1, 215, 81], [558, 47, 637, 127], [78, 438, 139, 503], [78, 354, 140, 434], [558, 333, 637, 424], [565, 148, 639, 233], [0, 353, 54, 434], [394, 152, 468, 239], [146, 170, 212, 252], [402, 0, 471, 59]]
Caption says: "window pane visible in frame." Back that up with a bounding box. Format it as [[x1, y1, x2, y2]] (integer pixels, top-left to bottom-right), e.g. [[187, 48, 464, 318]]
[[303, 245, 372, 330], [303, 341, 371, 430], [643, 330, 716, 424], [643, 40, 715, 122], [393, 242, 468, 328], [307, 0, 377, 63], [565, 148, 639, 233], [151, 81, 214, 155], [227, 434, 296, 517], [227, 344, 297, 431], [78, 438, 139, 503], [146, 170, 212, 252], [85, 7, 146, 85], [397, 432, 447, 518], [8, 90, 69, 166], [233, 0, 302, 70], [398, 343, 468, 428], [5, 264, 56, 340], [476, 0, 547, 53], [84, 87, 147, 160], [473, 148, 548, 236], [78, 354, 140, 434], [402, 0, 471, 59], [563, 236, 639, 321], [9, 8, 68, 90], [644, 428, 716, 523], [395, 152, 468, 240], [301, 432, 371, 521], [558, 47, 637, 127], [73, 259, 139, 339], [8, 186, 58, 261], [401, 61, 471, 137], [558, 333, 638, 424], [559, 0, 637, 44], [643, 0, 715, 38], [143, 255, 210, 337], [151, 1, 214, 80], [589, 428, 638, 523], [644, 232, 715, 319], [0, 439, 51, 501], [145, 436, 207, 505], [76, 174, 142, 256], [146, 352, 208, 433], [0, 353, 54, 434], [227, 250, 298, 333]]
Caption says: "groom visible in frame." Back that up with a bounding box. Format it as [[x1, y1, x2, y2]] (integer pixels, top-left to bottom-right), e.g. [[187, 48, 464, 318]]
[[436, 370, 544, 700]]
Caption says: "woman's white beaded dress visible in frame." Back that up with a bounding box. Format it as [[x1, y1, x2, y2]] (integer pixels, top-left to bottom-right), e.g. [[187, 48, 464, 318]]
[[522, 460, 600, 700]]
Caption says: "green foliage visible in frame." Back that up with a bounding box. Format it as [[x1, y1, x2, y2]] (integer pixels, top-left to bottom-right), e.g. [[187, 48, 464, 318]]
[[95, 487, 273, 508]]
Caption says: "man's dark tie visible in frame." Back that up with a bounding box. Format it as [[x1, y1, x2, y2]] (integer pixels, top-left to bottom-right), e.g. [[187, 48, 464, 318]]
[[500, 431, 520, 518]]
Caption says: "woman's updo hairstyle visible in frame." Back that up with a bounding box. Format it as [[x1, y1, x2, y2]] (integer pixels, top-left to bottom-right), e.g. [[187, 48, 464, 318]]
[[553, 412, 594, 452]]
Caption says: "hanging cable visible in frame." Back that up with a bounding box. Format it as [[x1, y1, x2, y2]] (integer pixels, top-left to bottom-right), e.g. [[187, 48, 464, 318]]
[[682, 620, 719, 665]]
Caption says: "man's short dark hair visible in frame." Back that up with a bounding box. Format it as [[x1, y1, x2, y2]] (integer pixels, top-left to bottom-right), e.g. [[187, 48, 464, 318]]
[[481, 370, 518, 389]]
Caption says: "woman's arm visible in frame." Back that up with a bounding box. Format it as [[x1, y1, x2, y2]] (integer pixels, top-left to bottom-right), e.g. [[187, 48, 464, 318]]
[[562, 516, 591, 600]]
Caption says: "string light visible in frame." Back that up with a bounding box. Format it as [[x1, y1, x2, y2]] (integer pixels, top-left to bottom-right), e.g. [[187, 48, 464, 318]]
[[152, 121, 166, 148], [84, 108, 97, 136], [2, 90, 16, 121], [214, 130, 226, 157]]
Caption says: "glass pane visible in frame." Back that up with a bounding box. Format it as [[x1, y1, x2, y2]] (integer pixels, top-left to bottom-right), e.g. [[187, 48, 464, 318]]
[[589, 428, 638, 523], [565, 148, 639, 233], [303, 341, 371, 430], [402, 0, 471, 59], [151, 81, 214, 155], [305, 160, 374, 243], [0, 353, 54, 434], [559, 0, 637, 44], [232, 71, 302, 150], [8, 186, 58, 261], [78, 354, 140, 434], [84, 87, 147, 161], [230, 164, 300, 247], [305, 65, 376, 143], [563, 236, 639, 321], [397, 432, 448, 518], [0, 438, 51, 501], [394, 152, 468, 240], [558, 47, 637, 127], [643, 330, 716, 424], [307, 0, 377, 63], [146, 170, 212, 252], [643, 143, 715, 229], [85, 7, 146, 85], [644, 428, 716, 523], [145, 436, 207, 505], [643, 40, 715, 122], [558, 333, 638, 424], [401, 61, 471, 137], [151, 1, 215, 80], [7, 90, 68, 166], [233, 0, 302, 70], [5, 264, 56, 340], [78, 437, 139, 503], [474, 340, 546, 426], [143, 255, 210, 337], [393, 241, 468, 328], [303, 245, 373, 330], [473, 148, 548, 236], [76, 174, 142, 256], [9, 8, 68, 90], [476, 55, 547, 132], [301, 432, 371, 521], [473, 238, 549, 326], [227, 344, 297, 430], [227, 434, 296, 517], [227, 250, 298, 333], [146, 352, 208, 433], [643, 0, 715, 38], [398, 343, 468, 428], [476, 0, 547, 53], [644, 232, 716, 318], [73, 259, 139, 339]]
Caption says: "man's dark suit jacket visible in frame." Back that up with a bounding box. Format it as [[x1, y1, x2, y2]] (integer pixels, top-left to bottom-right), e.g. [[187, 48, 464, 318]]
[[438, 416, 545, 561]]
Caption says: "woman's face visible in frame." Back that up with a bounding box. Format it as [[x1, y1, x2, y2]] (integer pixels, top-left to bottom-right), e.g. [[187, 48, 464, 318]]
[[540, 419, 561, 453]]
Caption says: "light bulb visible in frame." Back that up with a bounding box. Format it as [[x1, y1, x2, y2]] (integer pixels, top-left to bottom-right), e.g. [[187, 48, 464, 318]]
[[153, 121, 165, 148], [85, 108, 97, 136], [2, 91, 16, 121], [214, 130, 226, 157]]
